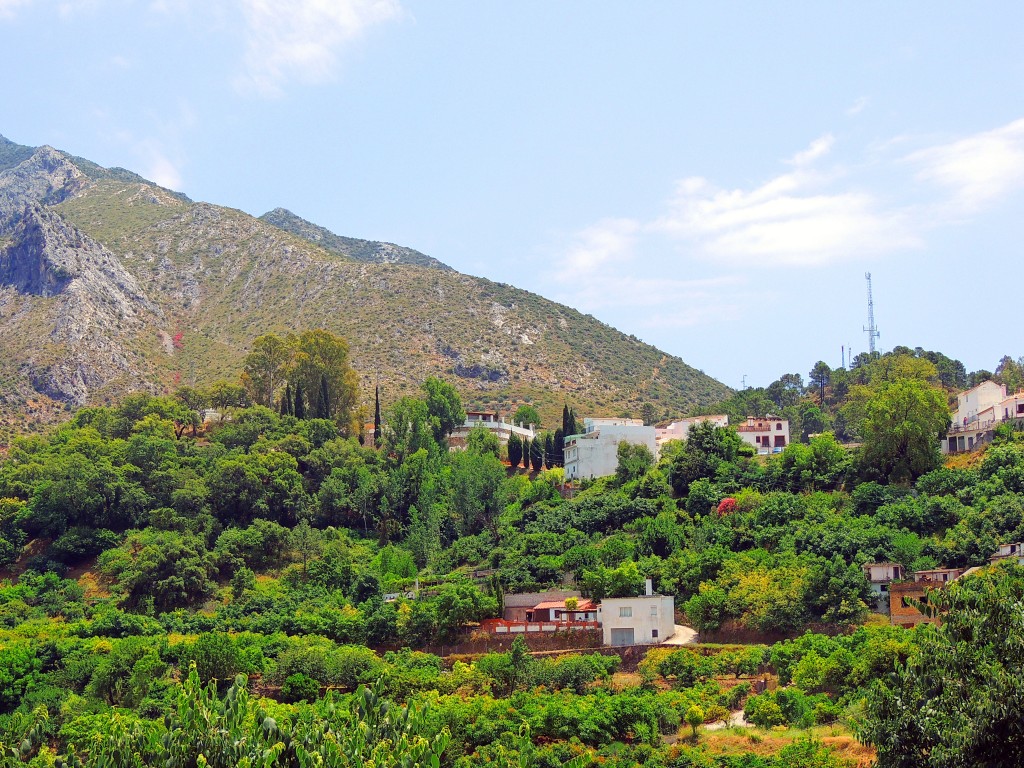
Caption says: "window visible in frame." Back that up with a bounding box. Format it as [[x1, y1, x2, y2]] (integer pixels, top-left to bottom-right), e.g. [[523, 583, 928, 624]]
[[619, 606, 632, 618], [652, 629, 659, 638], [776, 423, 782, 430], [650, 605, 658, 617]]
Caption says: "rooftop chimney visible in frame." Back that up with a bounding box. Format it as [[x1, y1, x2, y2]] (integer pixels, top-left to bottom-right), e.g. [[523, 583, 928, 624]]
[[645, 578, 653, 596]]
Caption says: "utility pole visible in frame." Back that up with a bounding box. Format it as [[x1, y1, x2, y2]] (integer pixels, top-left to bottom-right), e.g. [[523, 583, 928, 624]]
[[863, 272, 880, 354]]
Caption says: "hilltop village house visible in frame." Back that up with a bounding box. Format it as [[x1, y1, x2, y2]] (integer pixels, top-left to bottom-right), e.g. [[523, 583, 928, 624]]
[[735, 416, 790, 454], [482, 582, 674, 646], [447, 411, 536, 450], [563, 418, 658, 482], [942, 381, 1024, 454]]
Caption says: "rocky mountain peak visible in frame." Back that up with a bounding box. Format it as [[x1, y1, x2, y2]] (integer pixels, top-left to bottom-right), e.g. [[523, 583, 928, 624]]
[[0, 145, 89, 232]]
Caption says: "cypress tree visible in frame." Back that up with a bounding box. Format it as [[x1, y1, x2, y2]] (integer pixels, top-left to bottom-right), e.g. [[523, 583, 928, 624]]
[[543, 432, 555, 469], [521, 437, 530, 470], [294, 382, 306, 420], [553, 428, 564, 467], [280, 383, 293, 417], [373, 384, 382, 440], [317, 374, 331, 420], [529, 436, 543, 472], [562, 404, 571, 435], [507, 433, 523, 468]]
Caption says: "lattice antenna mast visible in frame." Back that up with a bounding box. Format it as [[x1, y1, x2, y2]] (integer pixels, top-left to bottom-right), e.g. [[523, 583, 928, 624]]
[[863, 272, 880, 354]]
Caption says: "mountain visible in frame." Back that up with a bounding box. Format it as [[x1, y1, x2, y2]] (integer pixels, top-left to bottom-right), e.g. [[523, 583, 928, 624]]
[[0, 134, 731, 441], [260, 207, 452, 271]]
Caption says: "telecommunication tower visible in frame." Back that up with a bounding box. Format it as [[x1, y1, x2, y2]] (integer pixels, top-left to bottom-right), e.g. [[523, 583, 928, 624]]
[[863, 272, 880, 354]]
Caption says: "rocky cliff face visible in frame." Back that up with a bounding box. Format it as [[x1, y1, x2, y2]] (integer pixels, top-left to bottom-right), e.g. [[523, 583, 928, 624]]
[[0, 203, 162, 406]]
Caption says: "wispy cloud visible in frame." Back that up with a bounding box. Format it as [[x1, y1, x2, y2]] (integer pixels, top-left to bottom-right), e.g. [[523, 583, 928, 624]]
[[907, 118, 1024, 212], [235, 0, 403, 96], [0, 0, 32, 19], [543, 118, 1024, 332], [846, 96, 869, 116], [651, 135, 920, 267]]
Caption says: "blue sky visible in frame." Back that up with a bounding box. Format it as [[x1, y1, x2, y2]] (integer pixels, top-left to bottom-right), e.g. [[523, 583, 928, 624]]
[[3, 1, 1023, 390]]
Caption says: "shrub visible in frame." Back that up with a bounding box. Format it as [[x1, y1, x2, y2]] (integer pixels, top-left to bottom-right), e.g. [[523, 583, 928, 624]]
[[280, 672, 320, 703]]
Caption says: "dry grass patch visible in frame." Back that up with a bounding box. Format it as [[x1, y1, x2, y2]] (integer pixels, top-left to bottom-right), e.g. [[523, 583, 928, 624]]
[[699, 726, 875, 767]]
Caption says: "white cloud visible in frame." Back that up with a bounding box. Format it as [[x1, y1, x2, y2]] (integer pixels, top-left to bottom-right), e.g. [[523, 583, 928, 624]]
[[651, 137, 920, 267], [144, 150, 183, 190], [907, 118, 1024, 211], [788, 133, 834, 166], [235, 0, 403, 96], [559, 218, 639, 277], [0, 0, 32, 19], [846, 96, 868, 116]]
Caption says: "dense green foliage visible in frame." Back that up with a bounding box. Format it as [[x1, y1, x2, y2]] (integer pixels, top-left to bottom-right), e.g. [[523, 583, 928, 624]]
[[2, 344, 1024, 766]]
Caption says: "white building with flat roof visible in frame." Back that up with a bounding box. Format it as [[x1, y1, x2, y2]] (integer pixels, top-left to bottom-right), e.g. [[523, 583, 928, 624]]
[[563, 418, 657, 481], [656, 415, 729, 447], [598, 582, 675, 646]]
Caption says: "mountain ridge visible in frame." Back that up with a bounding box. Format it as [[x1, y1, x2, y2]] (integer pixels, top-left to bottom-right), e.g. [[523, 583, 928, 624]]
[[260, 207, 452, 271], [0, 135, 732, 440]]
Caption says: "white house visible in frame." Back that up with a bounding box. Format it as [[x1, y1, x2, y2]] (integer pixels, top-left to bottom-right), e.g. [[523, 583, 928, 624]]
[[655, 415, 729, 447], [598, 582, 675, 646], [735, 416, 789, 454], [563, 418, 657, 481], [448, 411, 536, 450], [941, 381, 1024, 454]]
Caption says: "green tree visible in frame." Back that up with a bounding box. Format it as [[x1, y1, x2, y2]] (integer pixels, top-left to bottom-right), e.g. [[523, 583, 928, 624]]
[[640, 402, 657, 426], [96, 529, 216, 613], [809, 361, 831, 406], [529, 436, 543, 472], [466, 425, 501, 458], [316, 373, 332, 420], [860, 566, 1024, 767], [205, 380, 248, 418], [373, 384, 382, 441], [289, 329, 360, 433], [685, 705, 704, 740], [507, 433, 523, 469], [860, 378, 950, 484], [615, 441, 654, 486], [433, 582, 498, 642], [422, 377, 465, 444], [240, 333, 292, 407], [293, 381, 307, 420], [513, 405, 541, 429]]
